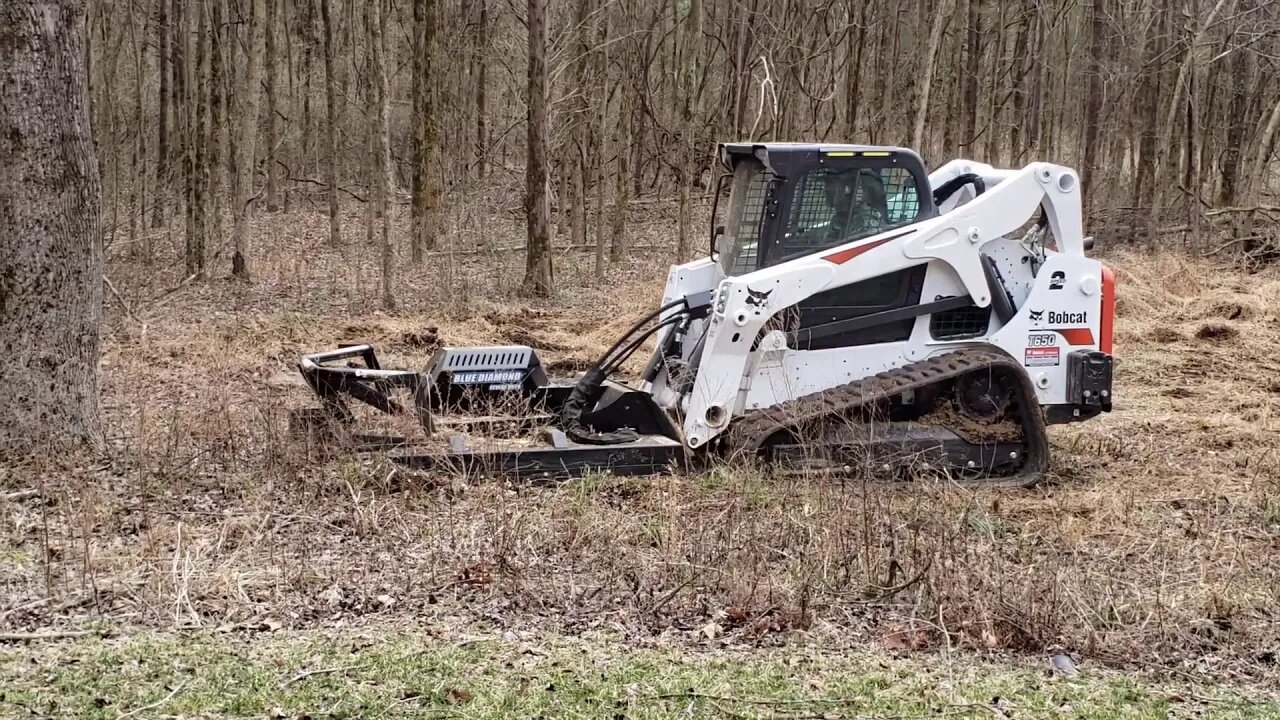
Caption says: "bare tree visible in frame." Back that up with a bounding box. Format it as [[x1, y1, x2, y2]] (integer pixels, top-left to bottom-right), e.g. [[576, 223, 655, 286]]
[[411, 0, 442, 262], [184, 0, 210, 279], [154, 0, 170, 229], [70, 0, 1280, 271], [320, 0, 341, 246], [675, 0, 704, 261], [1080, 0, 1106, 209], [912, 0, 955, 151], [0, 0, 103, 453], [522, 0, 554, 296], [232, 0, 265, 278], [475, 0, 488, 178], [208, 0, 227, 247], [265, 0, 280, 212], [368, 0, 395, 309]]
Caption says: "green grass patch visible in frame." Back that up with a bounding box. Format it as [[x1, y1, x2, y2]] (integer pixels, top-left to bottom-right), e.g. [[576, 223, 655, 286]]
[[1, 630, 1273, 719]]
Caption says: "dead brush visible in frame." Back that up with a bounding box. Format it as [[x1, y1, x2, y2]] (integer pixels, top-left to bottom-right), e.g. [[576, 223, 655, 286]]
[[5, 209, 1279, 678]]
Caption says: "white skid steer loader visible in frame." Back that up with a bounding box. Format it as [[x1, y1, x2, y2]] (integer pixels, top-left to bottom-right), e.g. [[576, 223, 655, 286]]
[[293, 143, 1115, 486]]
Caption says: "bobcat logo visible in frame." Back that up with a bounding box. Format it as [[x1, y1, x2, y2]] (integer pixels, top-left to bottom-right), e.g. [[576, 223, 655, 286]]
[[1028, 309, 1044, 322], [745, 287, 773, 309]]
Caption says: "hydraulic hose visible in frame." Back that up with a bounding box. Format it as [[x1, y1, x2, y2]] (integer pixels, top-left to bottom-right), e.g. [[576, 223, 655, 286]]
[[932, 173, 986, 207], [560, 299, 689, 445]]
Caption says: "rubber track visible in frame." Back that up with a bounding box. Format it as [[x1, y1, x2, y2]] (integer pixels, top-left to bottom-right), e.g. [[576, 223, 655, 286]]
[[721, 348, 1050, 487]]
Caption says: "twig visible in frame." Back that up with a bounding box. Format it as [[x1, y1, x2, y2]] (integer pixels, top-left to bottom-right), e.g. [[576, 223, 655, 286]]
[[153, 273, 199, 303], [0, 597, 50, 622], [0, 630, 93, 641], [867, 557, 934, 602], [649, 574, 698, 615], [278, 663, 365, 688], [103, 275, 144, 326], [115, 681, 187, 720], [285, 175, 368, 203], [2, 489, 40, 502]]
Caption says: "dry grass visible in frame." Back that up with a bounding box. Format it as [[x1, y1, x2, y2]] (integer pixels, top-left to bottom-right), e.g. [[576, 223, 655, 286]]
[[2, 200, 1278, 689]]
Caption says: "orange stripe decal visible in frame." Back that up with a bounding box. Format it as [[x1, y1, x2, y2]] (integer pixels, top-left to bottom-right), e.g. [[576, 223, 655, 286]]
[[823, 237, 891, 265], [1056, 328, 1095, 346], [1100, 265, 1116, 354]]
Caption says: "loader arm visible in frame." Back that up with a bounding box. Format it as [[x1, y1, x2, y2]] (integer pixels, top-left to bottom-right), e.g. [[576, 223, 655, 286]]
[[682, 162, 1085, 449]]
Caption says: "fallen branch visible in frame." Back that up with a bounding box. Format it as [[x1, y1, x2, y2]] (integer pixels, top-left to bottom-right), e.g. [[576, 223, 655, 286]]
[[115, 681, 187, 720], [1204, 204, 1280, 217], [103, 275, 144, 326], [0, 597, 50, 622], [154, 273, 199, 302], [1205, 236, 1268, 256], [278, 663, 366, 688], [2, 489, 40, 502]]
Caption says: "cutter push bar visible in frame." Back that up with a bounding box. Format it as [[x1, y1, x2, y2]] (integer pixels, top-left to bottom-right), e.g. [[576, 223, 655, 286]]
[[291, 344, 687, 478]]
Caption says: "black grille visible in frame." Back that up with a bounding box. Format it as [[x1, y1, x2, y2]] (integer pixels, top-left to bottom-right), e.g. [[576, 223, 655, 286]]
[[727, 172, 770, 275], [930, 302, 991, 340]]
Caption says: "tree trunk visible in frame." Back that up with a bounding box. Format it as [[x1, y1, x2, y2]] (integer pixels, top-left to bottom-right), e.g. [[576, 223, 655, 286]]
[[0, 0, 104, 454], [320, 0, 341, 246], [171, 0, 185, 225], [128, 9, 147, 256], [366, 0, 394, 309], [1154, 0, 1228, 227], [1213, 50, 1244, 207], [1006, 2, 1032, 163], [569, 0, 592, 253], [411, 0, 441, 261], [522, 0, 553, 297], [1080, 0, 1105, 213], [961, 0, 980, 150], [1242, 94, 1280, 255], [911, 0, 954, 152], [844, 0, 867, 137], [610, 82, 631, 263], [208, 0, 227, 249], [679, 0, 704, 261], [593, 18, 609, 280], [185, 0, 210, 279], [265, 0, 280, 212], [522, 0, 552, 297], [154, 0, 170, 229], [232, 0, 265, 278], [475, 0, 488, 178]]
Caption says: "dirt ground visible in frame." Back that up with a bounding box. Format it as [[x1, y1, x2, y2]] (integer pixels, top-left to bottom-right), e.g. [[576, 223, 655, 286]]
[[2, 199, 1279, 695]]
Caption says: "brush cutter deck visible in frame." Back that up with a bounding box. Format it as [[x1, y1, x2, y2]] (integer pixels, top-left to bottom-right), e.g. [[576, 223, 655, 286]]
[[292, 343, 687, 478]]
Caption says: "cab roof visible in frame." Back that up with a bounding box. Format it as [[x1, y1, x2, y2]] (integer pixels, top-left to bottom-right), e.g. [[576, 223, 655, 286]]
[[718, 142, 926, 171]]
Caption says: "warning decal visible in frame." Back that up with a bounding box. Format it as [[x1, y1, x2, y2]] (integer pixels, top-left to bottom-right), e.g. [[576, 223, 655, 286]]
[[1024, 347, 1060, 367]]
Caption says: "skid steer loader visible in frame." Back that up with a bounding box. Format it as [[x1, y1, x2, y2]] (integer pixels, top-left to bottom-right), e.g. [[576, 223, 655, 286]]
[[292, 143, 1115, 486]]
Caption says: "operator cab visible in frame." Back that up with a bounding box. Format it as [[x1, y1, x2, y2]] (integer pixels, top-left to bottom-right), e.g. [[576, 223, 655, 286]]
[[714, 143, 935, 276], [710, 142, 945, 351]]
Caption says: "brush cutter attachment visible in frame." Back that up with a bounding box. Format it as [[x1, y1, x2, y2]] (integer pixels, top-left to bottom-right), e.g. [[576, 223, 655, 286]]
[[291, 343, 686, 479]]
